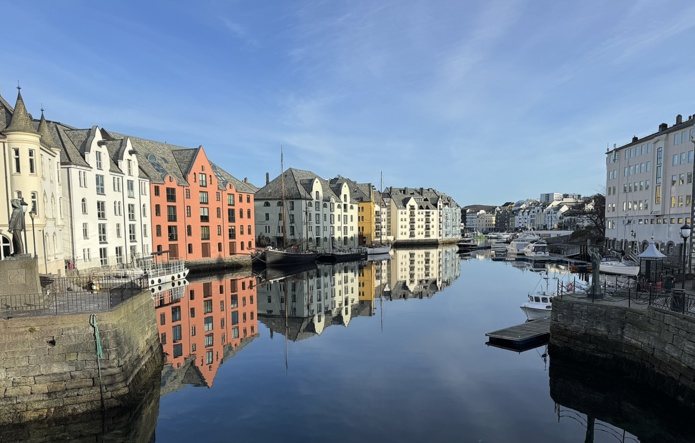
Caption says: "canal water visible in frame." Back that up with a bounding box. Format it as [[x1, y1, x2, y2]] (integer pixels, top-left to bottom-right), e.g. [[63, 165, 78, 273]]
[[5, 246, 695, 442], [151, 247, 685, 443]]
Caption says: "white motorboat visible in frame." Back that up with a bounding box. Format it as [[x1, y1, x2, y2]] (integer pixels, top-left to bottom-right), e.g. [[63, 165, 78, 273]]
[[506, 232, 541, 255], [520, 275, 556, 320], [520, 290, 555, 320], [599, 258, 640, 276], [523, 240, 549, 258]]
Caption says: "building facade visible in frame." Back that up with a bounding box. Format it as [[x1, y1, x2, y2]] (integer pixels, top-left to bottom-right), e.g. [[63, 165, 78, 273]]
[[0, 89, 66, 274], [605, 114, 695, 256]]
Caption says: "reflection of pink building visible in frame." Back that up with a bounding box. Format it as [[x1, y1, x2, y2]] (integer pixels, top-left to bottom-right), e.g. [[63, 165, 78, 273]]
[[155, 275, 258, 386]]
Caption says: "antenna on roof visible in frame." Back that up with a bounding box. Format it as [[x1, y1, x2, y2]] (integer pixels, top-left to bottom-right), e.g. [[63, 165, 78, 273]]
[[17, 81, 21, 91]]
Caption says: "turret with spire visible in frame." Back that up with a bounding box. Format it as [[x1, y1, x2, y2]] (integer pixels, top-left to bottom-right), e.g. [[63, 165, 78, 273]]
[[4, 86, 38, 135]]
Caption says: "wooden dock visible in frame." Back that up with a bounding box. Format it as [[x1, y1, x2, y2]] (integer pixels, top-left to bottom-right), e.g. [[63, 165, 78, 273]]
[[485, 318, 551, 351]]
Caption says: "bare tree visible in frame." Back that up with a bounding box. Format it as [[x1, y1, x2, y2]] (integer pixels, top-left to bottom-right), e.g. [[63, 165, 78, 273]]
[[564, 194, 605, 241]]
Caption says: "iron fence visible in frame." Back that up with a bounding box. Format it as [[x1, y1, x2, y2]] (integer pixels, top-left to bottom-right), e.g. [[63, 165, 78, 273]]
[[1, 274, 149, 318]]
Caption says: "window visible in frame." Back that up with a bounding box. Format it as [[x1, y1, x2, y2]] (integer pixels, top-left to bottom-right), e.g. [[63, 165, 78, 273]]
[[228, 208, 235, 222], [200, 191, 209, 204], [12, 148, 20, 173], [172, 306, 181, 322], [228, 226, 236, 239], [95, 151, 102, 170], [205, 334, 214, 347], [129, 224, 136, 242], [99, 248, 108, 266], [98, 223, 107, 243], [96, 175, 105, 195], [168, 226, 178, 241], [154, 186, 160, 196], [97, 201, 106, 219], [128, 204, 136, 221], [116, 223, 122, 238], [201, 226, 210, 240], [199, 173, 207, 187], [29, 149, 35, 174], [167, 206, 177, 222], [228, 194, 235, 206], [127, 180, 134, 198], [206, 350, 213, 364], [204, 299, 212, 314], [204, 316, 213, 331], [173, 344, 182, 358], [166, 188, 176, 202], [82, 223, 89, 239], [81, 198, 88, 215], [216, 192, 220, 201], [200, 207, 209, 222], [232, 311, 239, 325], [115, 246, 123, 264], [155, 204, 161, 217]]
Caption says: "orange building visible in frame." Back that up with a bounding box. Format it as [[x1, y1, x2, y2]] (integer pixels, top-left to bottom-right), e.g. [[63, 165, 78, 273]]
[[121, 137, 257, 261], [155, 274, 259, 387]]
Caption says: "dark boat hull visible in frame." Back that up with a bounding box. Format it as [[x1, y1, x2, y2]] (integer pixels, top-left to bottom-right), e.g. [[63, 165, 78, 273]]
[[264, 249, 319, 267]]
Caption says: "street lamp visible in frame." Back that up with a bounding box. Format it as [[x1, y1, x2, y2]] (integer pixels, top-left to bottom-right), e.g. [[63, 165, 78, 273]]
[[20, 198, 28, 256], [29, 210, 37, 258], [681, 223, 691, 289]]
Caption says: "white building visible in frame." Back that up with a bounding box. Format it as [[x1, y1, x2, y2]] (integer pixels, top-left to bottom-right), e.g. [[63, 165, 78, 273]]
[[254, 168, 359, 250], [605, 114, 695, 256], [52, 124, 151, 269], [386, 187, 461, 242], [0, 89, 65, 274]]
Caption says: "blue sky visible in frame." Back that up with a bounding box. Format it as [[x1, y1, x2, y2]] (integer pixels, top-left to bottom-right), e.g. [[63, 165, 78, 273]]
[[3, 1, 695, 207]]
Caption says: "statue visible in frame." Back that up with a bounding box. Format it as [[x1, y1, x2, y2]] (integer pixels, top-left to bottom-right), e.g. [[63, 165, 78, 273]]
[[8, 198, 24, 255], [589, 247, 602, 296]]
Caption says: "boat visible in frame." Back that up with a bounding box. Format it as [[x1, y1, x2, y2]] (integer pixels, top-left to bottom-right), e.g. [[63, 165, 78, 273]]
[[261, 148, 320, 268], [316, 248, 367, 263], [366, 244, 391, 255], [264, 247, 319, 267], [599, 257, 640, 276], [520, 275, 556, 320], [506, 232, 541, 255], [523, 239, 549, 258]]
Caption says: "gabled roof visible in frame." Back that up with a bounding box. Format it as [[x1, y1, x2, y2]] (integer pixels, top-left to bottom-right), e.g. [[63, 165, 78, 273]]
[[210, 161, 258, 193], [255, 168, 321, 200], [110, 132, 190, 186]]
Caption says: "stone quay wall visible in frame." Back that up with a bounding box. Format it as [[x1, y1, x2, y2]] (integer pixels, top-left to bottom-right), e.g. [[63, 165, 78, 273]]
[[550, 298, 695, 408], [0, 289, 162, 425]]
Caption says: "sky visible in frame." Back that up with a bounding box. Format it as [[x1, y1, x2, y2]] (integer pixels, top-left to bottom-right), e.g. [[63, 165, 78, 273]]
[[3, 1, 695, 207]]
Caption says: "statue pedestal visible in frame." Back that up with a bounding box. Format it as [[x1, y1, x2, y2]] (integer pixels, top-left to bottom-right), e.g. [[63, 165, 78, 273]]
[[0, 257, 43, 309]]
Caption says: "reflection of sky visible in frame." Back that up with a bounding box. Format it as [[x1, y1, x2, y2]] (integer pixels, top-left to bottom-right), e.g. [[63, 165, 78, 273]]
[[156, 258, 619, 442]]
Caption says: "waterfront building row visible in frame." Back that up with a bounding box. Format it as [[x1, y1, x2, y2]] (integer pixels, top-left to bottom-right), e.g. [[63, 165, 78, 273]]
[[0, 88, 256, 274]]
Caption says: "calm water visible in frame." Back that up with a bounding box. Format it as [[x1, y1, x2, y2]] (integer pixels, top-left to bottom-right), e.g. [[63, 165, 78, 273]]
[[151, 247, 689, 443], [6, 247, 694, 442]]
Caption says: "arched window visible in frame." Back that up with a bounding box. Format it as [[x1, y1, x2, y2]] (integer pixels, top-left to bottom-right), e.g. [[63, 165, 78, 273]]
[[142, 204, 147, 217], [263, 201, 270, 207], [315, 191, 320, 200], [81, 198, 88, 214]]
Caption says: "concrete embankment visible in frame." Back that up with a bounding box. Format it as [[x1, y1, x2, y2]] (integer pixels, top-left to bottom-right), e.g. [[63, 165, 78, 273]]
[[550, 297, 695, 408], [185, 255, 251, 275], [0, 289, 162, 425]]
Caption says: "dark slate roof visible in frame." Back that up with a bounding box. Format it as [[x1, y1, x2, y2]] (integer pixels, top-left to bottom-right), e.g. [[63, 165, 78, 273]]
[[36, 112, 59, 150], [3, 90, 38, 134], [0, 94, 14, 131], [52, 122, 90, 167], [255, 167, 321, 200], [210, 161, 258, 194], [105, 139, 127, 175], [171, 148, 198, 179], [386, 186, 460, 210], [330, 176, 373, 202], [110, 132, 190, 186]]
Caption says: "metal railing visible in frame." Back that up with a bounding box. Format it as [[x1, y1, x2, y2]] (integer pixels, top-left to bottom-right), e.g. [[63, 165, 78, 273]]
[[0, 274, 148, 318], [563, 278, 695, 318]]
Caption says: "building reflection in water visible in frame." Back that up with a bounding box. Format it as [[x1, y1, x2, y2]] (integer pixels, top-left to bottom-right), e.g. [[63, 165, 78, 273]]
[[549, 356, 695, 443], [257, 246, 462, 341], [155, 272, 259, 391], [385, 245, 460, 300]]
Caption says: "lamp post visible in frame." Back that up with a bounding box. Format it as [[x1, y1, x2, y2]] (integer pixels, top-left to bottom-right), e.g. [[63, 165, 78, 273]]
[[29, 210, 37, 258], [681, 223, 691, 289], [20, 198, 28, 256]]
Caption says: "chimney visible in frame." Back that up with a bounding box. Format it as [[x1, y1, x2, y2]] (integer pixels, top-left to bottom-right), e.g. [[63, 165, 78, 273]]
[[677, 114, 683, 125], [632, 136, 638, 143], [266, 172, 269, 185], [243, 177, 248, 183], [659, 123, 668, 132]]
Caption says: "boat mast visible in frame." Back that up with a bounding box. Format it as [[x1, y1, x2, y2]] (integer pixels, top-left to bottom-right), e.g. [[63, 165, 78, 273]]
[[281, 147, 288, 249]]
